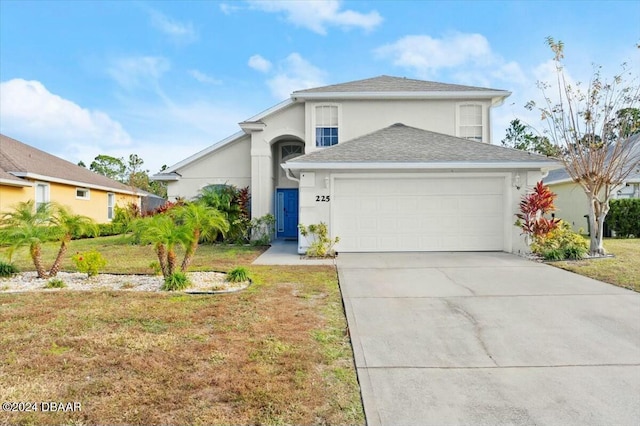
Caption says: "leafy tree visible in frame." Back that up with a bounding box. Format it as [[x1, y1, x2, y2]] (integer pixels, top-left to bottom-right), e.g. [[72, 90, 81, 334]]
[[197, 185, 248, 243], [501, 119, 561, 157], [0, 201, 55, 278], [48, 205, 98, 277], [90, 155, 127, 181], [526, 37, 640, 255]]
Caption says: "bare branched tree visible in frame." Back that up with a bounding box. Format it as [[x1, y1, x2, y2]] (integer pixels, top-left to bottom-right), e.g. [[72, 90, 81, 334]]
[[527, 38, 640, 256]]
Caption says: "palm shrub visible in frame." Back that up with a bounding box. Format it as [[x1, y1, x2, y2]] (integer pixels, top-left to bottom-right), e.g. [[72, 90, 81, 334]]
[[171, 202, 229, 272], [131, 214, 191, 278], [0, 201, 56, 278], [48, 204, 98, 277]]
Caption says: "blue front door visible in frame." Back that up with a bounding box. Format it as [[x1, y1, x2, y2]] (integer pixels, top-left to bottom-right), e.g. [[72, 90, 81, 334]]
[[276, 188, 299, 239]]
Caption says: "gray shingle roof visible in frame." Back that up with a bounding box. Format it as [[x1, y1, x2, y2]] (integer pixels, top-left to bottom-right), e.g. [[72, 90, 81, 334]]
[[289, 123, 557, 164], [0, 134, 138, 193], [293, 75, 507, 94]]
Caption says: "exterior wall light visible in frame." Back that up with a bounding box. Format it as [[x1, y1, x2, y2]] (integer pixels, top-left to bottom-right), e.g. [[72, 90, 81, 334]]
[[513, 172, 522, 190]]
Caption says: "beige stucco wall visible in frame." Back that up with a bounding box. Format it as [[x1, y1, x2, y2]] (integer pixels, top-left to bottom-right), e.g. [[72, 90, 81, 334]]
[[249, 103, 306, 219], [548, 182, 590, 233], [168, 136, 252, 201], [303, 99, 492, 155], [0, 181, 139, 223]]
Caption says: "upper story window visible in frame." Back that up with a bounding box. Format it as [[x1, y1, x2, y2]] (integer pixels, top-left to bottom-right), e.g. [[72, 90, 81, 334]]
[[315, 105, 338, 147], [458, 104, 484, 142], [76, 188, 90, 200]]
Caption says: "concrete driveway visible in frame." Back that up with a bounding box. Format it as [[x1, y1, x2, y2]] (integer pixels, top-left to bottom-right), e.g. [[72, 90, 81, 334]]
[[337, 252, 640, 426]]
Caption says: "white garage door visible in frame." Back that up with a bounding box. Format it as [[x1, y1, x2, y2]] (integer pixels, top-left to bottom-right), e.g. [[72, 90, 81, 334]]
[[333, 176, 505, 252]]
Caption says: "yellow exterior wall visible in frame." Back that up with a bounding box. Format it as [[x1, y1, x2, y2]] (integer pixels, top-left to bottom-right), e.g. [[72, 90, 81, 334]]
[[0, 180, 139, 223], [0, 185, 30, 213]]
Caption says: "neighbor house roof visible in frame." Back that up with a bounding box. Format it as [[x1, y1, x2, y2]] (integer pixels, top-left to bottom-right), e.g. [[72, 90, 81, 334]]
[[544, 133, 640, 185], [284, 123, 559, 171], [292, 75, 511, 102], [0, 134, 140, 194]]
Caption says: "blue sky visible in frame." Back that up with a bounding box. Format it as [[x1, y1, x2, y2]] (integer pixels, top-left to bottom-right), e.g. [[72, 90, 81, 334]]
[[1, 0, 638, 173]]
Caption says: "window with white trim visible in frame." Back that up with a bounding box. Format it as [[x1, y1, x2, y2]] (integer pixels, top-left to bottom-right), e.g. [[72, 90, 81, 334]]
[[76, 188, 90, 200], [107, 193, 115, 220], [315, 105, 339, 147], [458, 104, 484, 142], [35, 183, 50, 211]]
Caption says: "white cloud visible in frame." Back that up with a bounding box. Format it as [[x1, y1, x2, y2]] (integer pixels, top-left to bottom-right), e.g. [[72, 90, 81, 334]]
[[248, 54, 273, 73], [375, 33, 493, 79], [219, 3, 242, 15], [266, 53, 327, 99], [0, 79, 132, 149], [107, 56, 171, 90], [189, 69, 222, 85], [248, 0, 382, 35], [149, 9, 197, 43]]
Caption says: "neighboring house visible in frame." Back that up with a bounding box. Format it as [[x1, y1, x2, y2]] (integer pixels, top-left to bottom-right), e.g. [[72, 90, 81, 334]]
[[153, 75, 559, 254], [544, 133, 640, 233], [0, 134, 142, 223]]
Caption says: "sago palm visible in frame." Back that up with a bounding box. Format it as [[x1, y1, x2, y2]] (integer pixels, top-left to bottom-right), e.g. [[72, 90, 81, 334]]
[[48, 204, 98, 277], [172, 202, 229, 272], [0, 201, 54, 278]]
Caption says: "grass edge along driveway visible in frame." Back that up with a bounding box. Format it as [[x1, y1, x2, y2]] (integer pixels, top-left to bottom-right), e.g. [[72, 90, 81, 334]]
[[0, 238, 365, 425]]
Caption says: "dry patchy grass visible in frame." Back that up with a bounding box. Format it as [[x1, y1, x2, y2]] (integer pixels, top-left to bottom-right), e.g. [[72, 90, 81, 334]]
[[0, 240, 364, 425], [1, 235, 266, 274], [551, 238, 640, 292]]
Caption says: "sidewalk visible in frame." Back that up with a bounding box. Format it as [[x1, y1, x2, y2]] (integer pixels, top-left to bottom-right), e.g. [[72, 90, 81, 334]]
[[252, 240, 336, 266]]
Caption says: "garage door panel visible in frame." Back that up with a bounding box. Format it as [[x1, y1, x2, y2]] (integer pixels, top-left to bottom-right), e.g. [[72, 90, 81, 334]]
[[333, 176, 505, 252]]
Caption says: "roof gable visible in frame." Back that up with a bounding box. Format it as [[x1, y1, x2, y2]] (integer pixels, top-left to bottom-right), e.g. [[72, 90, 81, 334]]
[[288, 123, 557, 166], [0, 134, 138, 193]]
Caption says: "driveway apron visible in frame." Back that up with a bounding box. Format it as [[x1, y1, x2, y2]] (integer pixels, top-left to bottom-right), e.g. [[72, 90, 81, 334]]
[[337, 252, 640, 426]]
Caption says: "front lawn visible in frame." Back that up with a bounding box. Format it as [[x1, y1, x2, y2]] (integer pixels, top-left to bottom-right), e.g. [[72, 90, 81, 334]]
[[551, 238, 640, 292], [0, 238, 364, 425]]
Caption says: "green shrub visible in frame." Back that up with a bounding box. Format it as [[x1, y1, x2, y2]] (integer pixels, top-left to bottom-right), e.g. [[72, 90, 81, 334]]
[[298, 223, 340, 257], [226, 266, 250, 283], [162, 272, 191, 291], [45, 278, 66, 289], [250, 214, 276, 245], [72, 250, 107, 277], [530, 221, 589, 260], [0, 261, 19, 277], [605, 198, 640, 237]]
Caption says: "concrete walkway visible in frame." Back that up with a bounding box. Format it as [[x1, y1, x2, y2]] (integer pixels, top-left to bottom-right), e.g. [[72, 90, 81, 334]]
[[251, 239, 335, 265], [337, 252, 640, 426]]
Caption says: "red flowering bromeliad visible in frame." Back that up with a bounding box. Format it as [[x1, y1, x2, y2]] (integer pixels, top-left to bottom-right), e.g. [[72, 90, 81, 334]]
[[516, 181, 560, 240]]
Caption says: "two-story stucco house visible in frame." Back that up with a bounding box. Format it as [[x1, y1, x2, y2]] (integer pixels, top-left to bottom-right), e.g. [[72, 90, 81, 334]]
[[0, 134, 141, 223], [154, 75, 558, 254]]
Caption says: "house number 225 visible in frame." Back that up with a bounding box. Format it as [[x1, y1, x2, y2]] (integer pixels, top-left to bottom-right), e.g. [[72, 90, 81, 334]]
[[316, 195, 330, 202]]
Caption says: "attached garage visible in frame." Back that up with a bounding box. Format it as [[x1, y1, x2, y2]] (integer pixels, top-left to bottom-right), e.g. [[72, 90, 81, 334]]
[[283, 123, 560, 255], [332, 175, 506, 252]]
